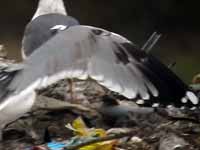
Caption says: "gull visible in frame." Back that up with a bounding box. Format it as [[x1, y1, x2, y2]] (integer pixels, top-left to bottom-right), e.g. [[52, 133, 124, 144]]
[[0, 0, 198, 140]]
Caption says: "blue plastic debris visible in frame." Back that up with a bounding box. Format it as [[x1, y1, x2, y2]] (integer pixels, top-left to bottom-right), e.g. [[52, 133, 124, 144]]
[[47, 142, 66, 150]]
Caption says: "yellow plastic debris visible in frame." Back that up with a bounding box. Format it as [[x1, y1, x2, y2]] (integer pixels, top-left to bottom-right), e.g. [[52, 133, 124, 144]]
[[66, 117, 117, 150], [79, 141, 117, 150]]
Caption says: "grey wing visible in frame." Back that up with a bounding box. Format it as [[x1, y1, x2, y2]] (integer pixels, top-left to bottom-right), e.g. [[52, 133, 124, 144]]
[[87, 29, 158, 99], [9, 25, 158, 100]]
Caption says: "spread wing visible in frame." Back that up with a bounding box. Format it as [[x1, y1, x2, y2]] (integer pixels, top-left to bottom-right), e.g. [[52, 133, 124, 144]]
[[9, 25, 198, 108]]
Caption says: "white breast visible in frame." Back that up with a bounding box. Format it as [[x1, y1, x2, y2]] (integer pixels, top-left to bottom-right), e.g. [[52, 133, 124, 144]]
[[0, 91, 36, 129]]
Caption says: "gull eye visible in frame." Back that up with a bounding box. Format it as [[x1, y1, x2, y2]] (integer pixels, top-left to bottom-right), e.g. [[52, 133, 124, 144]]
[[92, 29, 110, 36], [92, 29, 103, 35]]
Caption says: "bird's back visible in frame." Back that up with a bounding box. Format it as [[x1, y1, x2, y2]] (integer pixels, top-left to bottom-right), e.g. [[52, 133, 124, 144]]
[[22, 14, 79, 58]]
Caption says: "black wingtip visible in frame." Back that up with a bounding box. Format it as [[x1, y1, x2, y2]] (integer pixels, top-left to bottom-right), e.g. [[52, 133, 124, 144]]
[[118, 42, 199, 109]]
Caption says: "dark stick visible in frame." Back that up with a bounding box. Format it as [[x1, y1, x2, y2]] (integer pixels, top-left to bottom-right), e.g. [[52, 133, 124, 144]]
[[141, 32, 161, 53], [168, 61, 176, 69]]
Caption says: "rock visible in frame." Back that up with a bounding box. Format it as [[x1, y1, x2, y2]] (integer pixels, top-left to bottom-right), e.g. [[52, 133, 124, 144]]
[[159, 133, 190, 150]]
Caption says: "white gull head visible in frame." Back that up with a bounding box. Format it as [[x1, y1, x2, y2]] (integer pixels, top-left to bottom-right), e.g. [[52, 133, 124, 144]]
[[32, 0, 67, 20]]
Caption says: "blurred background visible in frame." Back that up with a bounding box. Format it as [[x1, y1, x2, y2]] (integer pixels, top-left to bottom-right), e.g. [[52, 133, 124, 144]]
[[0, 0, 199, 83]]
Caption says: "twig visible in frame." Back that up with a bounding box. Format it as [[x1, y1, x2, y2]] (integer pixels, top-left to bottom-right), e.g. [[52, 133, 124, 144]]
[[141, 32, 161, 53], [168, 61, 176, 69], [65, 129, 137, 150]]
